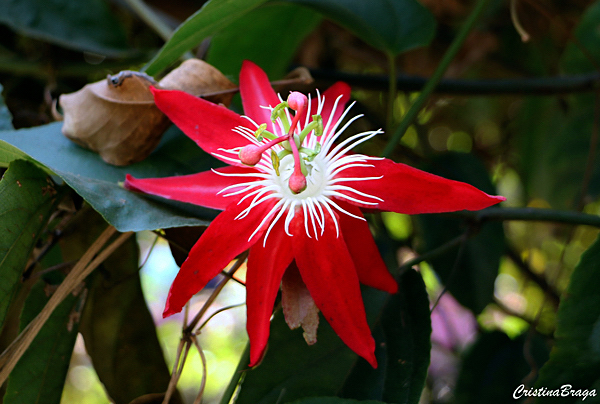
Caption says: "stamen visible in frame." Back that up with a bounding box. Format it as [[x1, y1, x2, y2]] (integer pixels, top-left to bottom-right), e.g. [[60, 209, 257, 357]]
[[239, 136, 290, 166]]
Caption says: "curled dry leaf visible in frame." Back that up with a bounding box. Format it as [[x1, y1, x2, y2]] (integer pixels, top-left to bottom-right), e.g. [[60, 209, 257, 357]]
[[57, 59, 236, 166], [158, 59, 237, 105]]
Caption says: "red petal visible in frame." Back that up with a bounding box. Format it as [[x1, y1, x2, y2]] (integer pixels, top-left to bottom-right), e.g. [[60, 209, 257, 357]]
[[246, 219, 294, 366], [151, 87, 248, 166], [336, 158, 505, 214], [240, 61, 281, 133], [291, 210, 377, 368], [125, 166, 263, 210], [337, 201, 398, 294], [163, 197, 276, 317]]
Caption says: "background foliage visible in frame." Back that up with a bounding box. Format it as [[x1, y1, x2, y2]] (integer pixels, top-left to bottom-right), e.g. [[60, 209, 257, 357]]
[[1, 0, 600, 403]]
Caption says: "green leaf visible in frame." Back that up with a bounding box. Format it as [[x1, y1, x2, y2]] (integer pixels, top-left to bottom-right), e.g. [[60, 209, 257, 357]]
[[287, 0, 435, 55], [454, 331, 549, 404], [207, 2, 321, 79], [0, 83, 13, 131], [235, 310, 360, 404], [342, 269, 431, 404], [4, 279, 81, 404], [416, 153, 505, 314], [534, 233, 600, 403], [0, 123, 217, 232], [289, 398, 386, 404], [73, 210, 178, 403], [0, 0, 130, 56], [0, 140, 28, 168], [144, 0, 269, 76], [0, 159, 60, 333]]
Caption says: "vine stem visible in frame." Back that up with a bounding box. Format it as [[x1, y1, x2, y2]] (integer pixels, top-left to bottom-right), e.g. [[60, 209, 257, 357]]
[[219, 343, 251, 404], [382, 0, 490, 157], [386, 52, 398, 133], [452, 207, 600, 228]]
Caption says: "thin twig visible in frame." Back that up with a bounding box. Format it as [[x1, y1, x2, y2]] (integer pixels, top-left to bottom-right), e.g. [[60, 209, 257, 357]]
[[195, 303, 245, 335], [191, 335, 208, 404], [184, 251, 248, 334], [163, 338, 187, 404]]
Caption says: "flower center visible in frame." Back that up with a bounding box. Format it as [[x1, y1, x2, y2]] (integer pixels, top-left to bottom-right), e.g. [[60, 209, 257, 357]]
[[273, 153, 327, 200], [238, 92, 323, 195]]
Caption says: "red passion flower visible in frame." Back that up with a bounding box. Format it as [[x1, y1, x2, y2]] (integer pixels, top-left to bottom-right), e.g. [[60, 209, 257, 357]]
[[125, 61, 505, 368]]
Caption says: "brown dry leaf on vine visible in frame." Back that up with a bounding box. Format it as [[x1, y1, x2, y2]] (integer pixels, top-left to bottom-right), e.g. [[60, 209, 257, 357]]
[[55, 59, 236, 166]]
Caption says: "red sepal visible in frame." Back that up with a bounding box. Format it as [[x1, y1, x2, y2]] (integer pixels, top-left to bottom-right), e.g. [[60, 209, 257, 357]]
[[151, 87, 249, 167], [125, 166, 263, 210], [336, 158, 505, 214]]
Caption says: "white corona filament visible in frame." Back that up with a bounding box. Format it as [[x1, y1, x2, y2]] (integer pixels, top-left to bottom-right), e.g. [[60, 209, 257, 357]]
[[213, 93, 384, 245]]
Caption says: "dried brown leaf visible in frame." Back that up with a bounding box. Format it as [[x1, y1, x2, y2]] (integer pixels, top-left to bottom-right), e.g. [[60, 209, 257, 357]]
[[59, 72, 169, 166], [158, 59, 236, 105], [58, 60, 236, 166]]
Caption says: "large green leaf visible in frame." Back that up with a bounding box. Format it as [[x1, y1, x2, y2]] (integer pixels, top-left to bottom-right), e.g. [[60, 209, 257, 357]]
[[287, 0, 435, 55], [4, 280, 81, 404], [0, 160, 60, 333], [144, 0, 269, 76], [341, 269, 431, 404], [235, 310, 360, 404], [416, 153, 505, 314], [0, 123, 217, 232], [71, 210, 179, 404], [3, 274, 82, 404], [0, 0, 129, 56], [207, 2, 321, 79], [454, 331, 549, 404], [534, 234, 600, 403], [0, 83, 13, 131]]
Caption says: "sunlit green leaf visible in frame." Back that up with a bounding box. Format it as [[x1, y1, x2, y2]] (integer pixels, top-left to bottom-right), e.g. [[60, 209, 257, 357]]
[[0, 140, 28, 168], [0, 159, 60, 333], [0, 123, 217, 232], [416, 153, 505, 314], [4, 280, 81, 404], [342, 269, 431, 404], [287, 0, 435, 55], [144, 0, 269, 76], [0, 0, 129, 56], [207, 2, 321, 79], [534, 233, 600, 402]]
